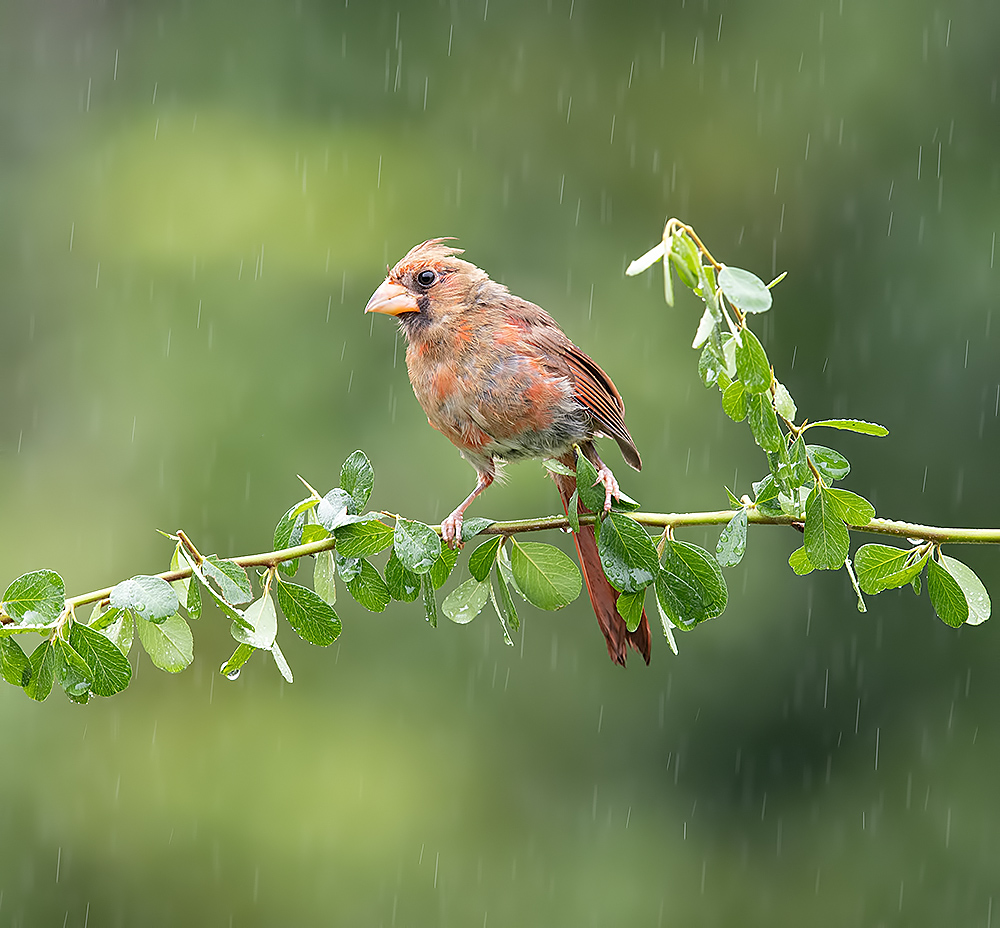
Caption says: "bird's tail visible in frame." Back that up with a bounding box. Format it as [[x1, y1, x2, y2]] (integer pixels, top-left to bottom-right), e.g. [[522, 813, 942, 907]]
[[551, 469, 651, 667]]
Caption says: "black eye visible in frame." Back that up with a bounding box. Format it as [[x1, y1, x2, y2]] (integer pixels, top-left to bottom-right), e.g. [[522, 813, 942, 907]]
[[416, 269, 437, 288]]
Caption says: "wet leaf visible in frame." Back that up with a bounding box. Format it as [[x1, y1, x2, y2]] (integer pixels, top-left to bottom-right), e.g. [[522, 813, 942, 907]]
[[804, 485, 849, 570], [691, 305, 717, 349], [468, 536, 503, 583], [625, 238, 666, 276], [221, 643, 254, 679], [344, 559, 390, 612], [442, 578, 490, 624], [669, 231, 702, 289], [420, 573, 438, 627], [110, 575, 179, 623], [460, 517, 496, 541], [340, 450, 375, 512], [55, 638, 93, 702], [201, 556, 253, 606], [316, 488, 355, 530], [394, 518, 442, 574], [385, 552, 420, 602], [274, 499, 313, 577], [719, 265, 772, 313], [232, 592, 278, 650], [807, 418, 889, 437], [788, 546, 816, 575], [334, 519, 394, 558], [752, 474, 783, 517], [136, 613, 194, 672], [509, 539, 581, 610], [490, 572, 518, 643], [429, 544, 460, 589], [313, 550, 337, 605], [656, 540, 728, 630], [807, 445, 851, 482], [0, 637, 31, 687], [24, 640, 56, 701], [97, 608, 134, 656], [275, 578, 342, 645], [940, 554, 991, 625], [597, 512, 659, 593], [69, 623, 131, 696], [616, 589, 645, 633], [575, 450, 606, 514], [722, 380, 747, 421], [271, 640, 293, 683], [747, 392, 783, 452], [824, 488, 876, 525], [716, 507, 748, 568], [927, 557, 968, 627], [735, 328, 771, 393], [2, 570, 65, 627], [773, 381, 797, 422]]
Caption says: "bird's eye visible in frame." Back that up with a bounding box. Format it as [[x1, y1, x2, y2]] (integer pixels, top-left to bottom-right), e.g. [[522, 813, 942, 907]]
[[416, 269, 437, 288]]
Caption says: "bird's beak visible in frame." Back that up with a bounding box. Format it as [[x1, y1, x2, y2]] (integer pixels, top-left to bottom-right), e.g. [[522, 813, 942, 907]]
[[364, 279, 420, 316]]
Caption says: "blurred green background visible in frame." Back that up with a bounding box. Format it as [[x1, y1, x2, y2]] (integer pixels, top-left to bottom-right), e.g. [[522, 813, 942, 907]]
[[2, 0, 999, 924]]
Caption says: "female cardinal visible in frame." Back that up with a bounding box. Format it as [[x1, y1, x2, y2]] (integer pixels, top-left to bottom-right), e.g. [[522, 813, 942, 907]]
[[365, 239, 651, 666]]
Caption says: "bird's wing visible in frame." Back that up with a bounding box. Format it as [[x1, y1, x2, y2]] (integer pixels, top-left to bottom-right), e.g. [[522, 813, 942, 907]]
[[508, 300, 641, 470]]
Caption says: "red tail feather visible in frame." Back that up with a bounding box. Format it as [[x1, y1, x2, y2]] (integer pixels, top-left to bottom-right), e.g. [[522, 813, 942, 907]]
[[551, 471, 651, 666]]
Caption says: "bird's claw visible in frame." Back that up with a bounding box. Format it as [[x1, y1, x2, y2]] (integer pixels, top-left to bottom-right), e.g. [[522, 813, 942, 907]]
[[441, 511, 465, 549], [593, 464, 621, 514]]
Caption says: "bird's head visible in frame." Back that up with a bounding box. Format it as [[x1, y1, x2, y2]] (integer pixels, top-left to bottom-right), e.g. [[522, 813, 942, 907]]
[[364, 238, 490, 331]]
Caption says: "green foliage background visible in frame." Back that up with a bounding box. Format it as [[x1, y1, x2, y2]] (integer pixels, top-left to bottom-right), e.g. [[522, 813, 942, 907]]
[[2, 0, 999, 923]]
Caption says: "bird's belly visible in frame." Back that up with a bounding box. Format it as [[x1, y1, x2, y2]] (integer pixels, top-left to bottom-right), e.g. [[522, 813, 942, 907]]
[[411, 356, 589, 460]]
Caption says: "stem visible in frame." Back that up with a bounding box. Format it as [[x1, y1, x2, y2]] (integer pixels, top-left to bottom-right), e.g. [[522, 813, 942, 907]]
[[55, 512, 1000, 615]]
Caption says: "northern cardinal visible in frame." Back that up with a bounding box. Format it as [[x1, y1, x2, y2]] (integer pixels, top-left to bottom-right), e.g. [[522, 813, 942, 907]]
[[365, 239, 651, 666]]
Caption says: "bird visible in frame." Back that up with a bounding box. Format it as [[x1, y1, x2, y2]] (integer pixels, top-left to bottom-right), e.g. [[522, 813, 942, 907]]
[[365, 239, 651, 666]]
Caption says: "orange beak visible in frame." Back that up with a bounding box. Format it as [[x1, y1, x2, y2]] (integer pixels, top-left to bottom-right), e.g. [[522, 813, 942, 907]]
[[364, 279, 420, 316]]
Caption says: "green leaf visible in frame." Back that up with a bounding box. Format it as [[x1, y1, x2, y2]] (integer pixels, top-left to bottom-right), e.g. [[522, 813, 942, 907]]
[[341, 450, 375, 512], [721, 380, 748, 421], [98, 608, 134, 656], [803, 485, 850, 570], [747, 392, 783, 452], [385, 551, 420, 602], [719, 265, 772, 314], [429, 544, 460, 589], [940, 554, 991, 625], [567, 488, 580, 533], [0, 637, 31, 687], [394, 518, 442, 574], [468, 536, 503, 583], [845, 557, 867, 613], [855, 544, 928, 594], [616, 589, 646, 633], [824, 488, 876, 525], [773, 381, 797, 422], [54, 638, 93, 702], [807, 445, 851, 482], [788, 546, 816, 575], [182, 570, 202, 620], [345, 559, 391, 612], [420, 574, 438, 627], [460, 517, 496, 541], [442, 578, 490, 624], [221, 643, 255, 679], [136, 614, 194, 672], [274, 498, 314, 577], [597, 512, 660, 593], [201, 556, 253, 606], [725, 486, 742, 509], [2, 570, 65, 626], [716, 508, 748, 568], [271, 640, 294, 683], [313, 550, 337, 605], [575, 450, 606, 514], [653, 593, 679, 656], [698, 340, 726, 388], [275, 578, 342, 645], [316, 488, 355, 530], [509, 539, 582, 610], [543, 459, 576, 477], [927, 557, 969, 627], [489, 573, 518, 643], [670, 231, 702, 289], [24, 639, 56, 701], [334, 519, 394, 558], [656, 541, 728, 631], [300, 523, 331, 544], [110, 575, 180, 623], [69, 623, 132, 697], [807, 418, 890, 437], [232, 592, 278, 650], [752, 473, 783, 516], [735, 328, 771, 394]]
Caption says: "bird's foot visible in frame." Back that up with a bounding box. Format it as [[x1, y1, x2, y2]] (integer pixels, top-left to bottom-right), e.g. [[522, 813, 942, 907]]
[[593, 464, 621, 514], [441, 510, 465, 549]]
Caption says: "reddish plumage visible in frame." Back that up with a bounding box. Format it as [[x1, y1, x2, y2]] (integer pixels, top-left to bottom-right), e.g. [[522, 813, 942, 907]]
[[366, 239, 651, 666]]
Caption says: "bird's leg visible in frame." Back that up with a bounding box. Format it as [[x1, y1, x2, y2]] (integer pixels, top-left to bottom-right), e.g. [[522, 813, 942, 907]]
[[442, 470, 494, 547], [582, 445, 620, 514]]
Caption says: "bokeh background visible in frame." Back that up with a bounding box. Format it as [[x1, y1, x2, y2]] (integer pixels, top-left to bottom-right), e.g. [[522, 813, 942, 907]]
[[2, 0, 999, 924]]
